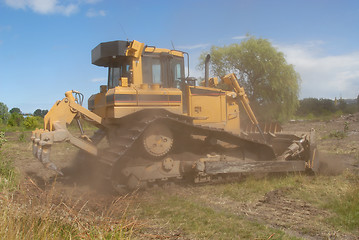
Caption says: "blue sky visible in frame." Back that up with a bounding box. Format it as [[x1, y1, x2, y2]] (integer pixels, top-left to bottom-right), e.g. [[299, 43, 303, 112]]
[[1, 0, 359, 113]]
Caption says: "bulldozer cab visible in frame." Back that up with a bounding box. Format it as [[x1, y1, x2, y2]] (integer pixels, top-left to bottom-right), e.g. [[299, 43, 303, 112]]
[[93, 40, 186, 90]]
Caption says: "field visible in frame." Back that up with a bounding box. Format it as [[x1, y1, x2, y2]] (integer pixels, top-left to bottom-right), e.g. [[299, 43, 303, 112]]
[[0, 113, 358, 239]]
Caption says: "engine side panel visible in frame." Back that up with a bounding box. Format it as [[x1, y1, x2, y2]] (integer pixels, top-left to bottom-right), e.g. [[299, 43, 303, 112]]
[[89, 85, 183, 119], [187, 86, 240, 134]]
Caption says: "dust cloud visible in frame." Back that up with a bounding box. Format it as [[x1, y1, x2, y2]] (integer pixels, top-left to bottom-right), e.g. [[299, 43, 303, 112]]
[[317, 151, 358, 175]]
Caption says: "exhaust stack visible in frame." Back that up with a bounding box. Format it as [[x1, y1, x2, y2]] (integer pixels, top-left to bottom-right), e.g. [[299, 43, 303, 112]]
[[204, 54, 210, 87]]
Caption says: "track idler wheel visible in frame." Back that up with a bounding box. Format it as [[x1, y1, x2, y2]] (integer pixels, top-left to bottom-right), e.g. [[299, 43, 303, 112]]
[[142, 123, 173, 158]]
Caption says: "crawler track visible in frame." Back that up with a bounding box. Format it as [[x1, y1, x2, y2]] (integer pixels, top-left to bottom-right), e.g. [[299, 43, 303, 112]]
[[85, 109, 306, 190]]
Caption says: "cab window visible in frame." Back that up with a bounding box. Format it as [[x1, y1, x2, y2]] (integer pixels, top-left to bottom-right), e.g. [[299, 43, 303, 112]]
[[108, 60, 132, 89], [142, 54, 184, 88], [173, 62, 182, 88], [142, 56, 161, 85], [152, 64, 161, 84]]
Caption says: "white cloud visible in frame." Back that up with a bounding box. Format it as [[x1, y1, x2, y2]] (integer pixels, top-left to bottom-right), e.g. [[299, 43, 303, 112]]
[[82, 0, 102, 4], [91, 77, 106, 82], [177, 43, 210, 50], [4, 0, 78, 16], [57, 4, 78, 16], [86, 8, 106, 17], [275, 41, 359, 99], [232, 35, 248, 40], [4, 0, 26, 9]]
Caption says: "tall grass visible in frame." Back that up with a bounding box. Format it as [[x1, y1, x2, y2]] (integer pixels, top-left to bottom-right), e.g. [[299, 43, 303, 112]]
[[0, 158, 18, 191], [324, 172, 359, 231], [0, 131, 17, 191], [0, 181, 137, 239], [0, 132, 136, 239]]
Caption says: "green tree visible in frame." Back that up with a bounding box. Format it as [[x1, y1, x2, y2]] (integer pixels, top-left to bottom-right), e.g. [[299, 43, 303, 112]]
[[297, 98, 338, 117], [7, 112, 24, 127], [199, 36, 300, 122], [0, 102, 10, 124], [33, 109, 48, 117], [296, 98, 320, 116], [41, 109, 48, 117], [320, 98, 336, 115], [9, 107, 21, 114], [33, 109, 42, 117], [337, 98, 348, 113]]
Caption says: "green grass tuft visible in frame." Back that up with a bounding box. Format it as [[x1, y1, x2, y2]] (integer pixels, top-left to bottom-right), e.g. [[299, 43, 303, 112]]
[[138, 191, 299, 240], [323, 173, 359, 231], [0, 133, 18, 190], [0, 158, 18, 191]]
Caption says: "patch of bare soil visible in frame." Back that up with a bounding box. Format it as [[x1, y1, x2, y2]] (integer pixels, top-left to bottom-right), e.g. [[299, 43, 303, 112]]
[[167, 184, 356, 240], [240, 189, 352, 240], [284, 112, 359, 174]]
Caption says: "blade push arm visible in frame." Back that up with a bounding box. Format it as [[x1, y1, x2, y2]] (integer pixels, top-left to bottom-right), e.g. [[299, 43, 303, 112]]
[[31, 90, 104, 173], [222, 73, 266, 141], [44, 91, 103, 131]]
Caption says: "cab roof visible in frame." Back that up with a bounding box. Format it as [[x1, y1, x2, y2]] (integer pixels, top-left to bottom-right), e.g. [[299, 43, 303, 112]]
[[92, 40, 184, 67]]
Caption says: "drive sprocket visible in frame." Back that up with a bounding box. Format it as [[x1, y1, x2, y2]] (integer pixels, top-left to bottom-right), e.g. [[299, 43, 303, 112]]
[[142, 123, 173, 158]]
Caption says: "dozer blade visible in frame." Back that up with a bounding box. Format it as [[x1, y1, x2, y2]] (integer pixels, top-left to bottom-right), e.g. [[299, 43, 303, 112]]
[[196, 156, 306, 175], [189, 129, 317, 184]]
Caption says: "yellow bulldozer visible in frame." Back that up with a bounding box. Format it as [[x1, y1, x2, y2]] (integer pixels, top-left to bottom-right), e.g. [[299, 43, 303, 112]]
[[31, 40, 317, 190]]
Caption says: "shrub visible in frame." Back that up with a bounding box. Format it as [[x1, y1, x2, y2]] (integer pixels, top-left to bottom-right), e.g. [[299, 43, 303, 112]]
[[7, 113, 24, 127], [0, 102, 9, 125], [23, 116, 43, 130], [329, 130, 346, 139], [18, 132, 26, 142], [344, 121, 349, 132]]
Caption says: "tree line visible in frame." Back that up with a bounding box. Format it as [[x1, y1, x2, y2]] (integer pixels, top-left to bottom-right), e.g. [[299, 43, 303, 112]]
[[0, 102, 48, 129], [296, 97, 359, 118]]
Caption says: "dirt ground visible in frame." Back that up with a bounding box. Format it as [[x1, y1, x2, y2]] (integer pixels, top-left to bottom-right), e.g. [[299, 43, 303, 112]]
[[283, 113, 359, 175], [3, 113, 359, 239]]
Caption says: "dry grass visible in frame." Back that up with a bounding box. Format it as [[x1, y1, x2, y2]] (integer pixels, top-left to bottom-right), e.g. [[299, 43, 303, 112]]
[[0, 179, 138, 239], [0, 135, 138, 240]]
